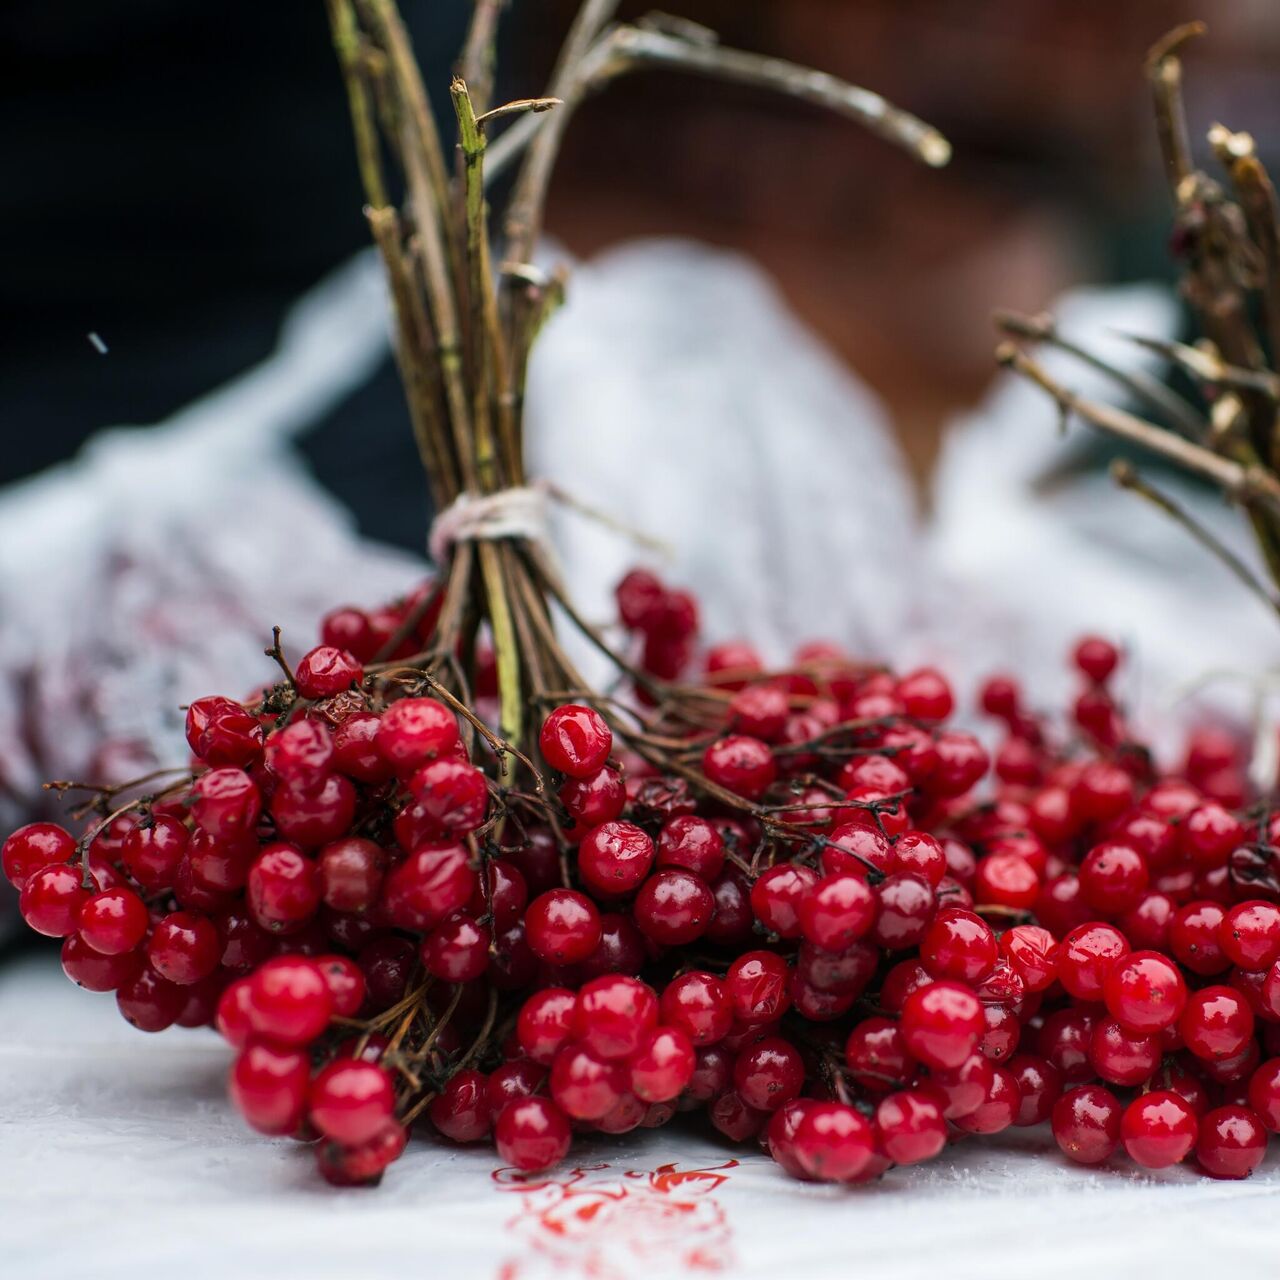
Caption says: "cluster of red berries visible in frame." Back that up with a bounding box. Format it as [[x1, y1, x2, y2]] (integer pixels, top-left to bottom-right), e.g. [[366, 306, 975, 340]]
[[5, 572, 1279, 1187]]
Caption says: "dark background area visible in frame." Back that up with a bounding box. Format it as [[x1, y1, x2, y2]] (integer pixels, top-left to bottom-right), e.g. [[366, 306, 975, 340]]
[[5, 1, 1280, 548]]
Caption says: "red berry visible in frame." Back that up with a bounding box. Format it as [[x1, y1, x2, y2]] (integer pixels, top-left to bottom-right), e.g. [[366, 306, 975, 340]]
[[572, 975, 658, 1061], [896, 667, 954, 722], [20, 864, 90, 937], [728, 685, 789, 741], [875, 1089, 947, 1164], [409, 759, 488, 834], [793, 1102, 874, 1182], [629, 1026, 696, 1102], [429, 1069, 491, 1143], [845, 1016, 914, 1092], [1247, 1058, 1280, 1131], [633, 869, 714, 946], [309, 1060, 395, 1146], [421, 912, 490, 982], [1053, 1085, 1122, 1164], [294, 645, 364, 699], [148, 910, 221, 984], [1000, 925, 1060, 993], [900, 980, 983, 1070], [750, 864, 819, 938], [1103, 950, 1187, 1034], [316, 837, 386, 913], [1221, 899, 1280, 972], [493, 1096, 570, 1171], [920, 909, 997, 984], [116, 965, 186, 1032], [577, 821, 654, 897], [1170, 899, 1232, 975], [1180, 985, 1255, 1062], [186, 696, 264, 766], [660, 971, 732, 1046], [725, 950, 792, 1024], [799, 874, 877, 951], [954, 1065, 1019, 1134], [77, 887, 148, 955], [2, 822, 76, 891], [61, 933, 142, 992], [539, 704, 612, 778], [247, 842, 322, 933], [231, 1042, 309, 1135], [733, 1036, 804, 1112], [381, 842, 476, 931], [1073, 635, 1119, 683], [1120, 1090, 1197, 1168], [190, 768, 261, 840], [549, 1043, 626, 1120], [376, 698, 459, 774], [1007, 1054, 1063, 1126], [1058, 922, 1129, 1000], [1079, 841, 1148, 915], [1089, 1017, 1160, 1087], [560, 768, 626, 831], [656, 816, 725, 881], [702, 736, 776, 800], [1196, 1105, 1268, 1179], [120, 817, 189, 893], [247, 955, 333, 1044], [615, 568, 666, 631], [525, 889, 602, 964], [517, 988, 578, 1065]]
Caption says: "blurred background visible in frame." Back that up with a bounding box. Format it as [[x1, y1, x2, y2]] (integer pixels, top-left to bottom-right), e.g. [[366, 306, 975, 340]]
[[7, 0, 1280, 541]]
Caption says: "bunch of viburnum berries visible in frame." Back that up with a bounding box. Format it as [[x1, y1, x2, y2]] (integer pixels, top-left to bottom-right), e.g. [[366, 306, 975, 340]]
[[4, 565, 1279, 1186]]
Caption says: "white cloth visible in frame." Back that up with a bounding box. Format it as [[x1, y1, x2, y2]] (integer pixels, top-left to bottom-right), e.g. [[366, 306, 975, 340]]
[[1, 952, 1275, 1280]]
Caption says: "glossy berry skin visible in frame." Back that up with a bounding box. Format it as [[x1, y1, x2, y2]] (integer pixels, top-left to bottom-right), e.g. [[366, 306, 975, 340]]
[[1007, 1054, 1063, 1126], [20, 864, 90, 937], [408, 760, 488, 835], [1196, 1105, 1268, 1180], [2, 822, 76, 891], [247, 843, 322, 933], [630, 1026, 696, 1102], [633, 870, 714, 946], [264, 720, 335, 794], [1221, 900, 1280, 972], [1079, 842, 1149, 915], [1089, 1018, 1161, 1087], [429, 1069, 491, 1144], [62, 933, 142, 993], [77, 888, 148, 956], [725, 951, 792, 1025], [116, 965, 186, 1032], [309, 1060, 395, 1146], [954, 1066, 1019, 1134], [120, 816, 189, 893], [920, 910, 997, 984], [702, 736, 777, 801], [900, 981, 983, 1071], [517, 988, 578, 1065], [376, 698, 459, 774], [421, 913, 491, 982], [793, 1103, 874, 1182], [799, 875, 877, 951], [656, 816, 725, 881], [845, 1018, 914, 1092], [728, 685, 789, 741], [1058, 922, 1129, 1000], [560, 769, 626, 831], [1073, 635, 1119, 683], [875, 1089, 947, 1164], [661, 971, 732, 1046], [186, 695, 265, 766], [539, 704, 612, 778], [525, 890, 602, 965], [1120, 1091, 1198, 1169], [733, 1036, 804, 1112], [494, 1096, 571, 1172], [382, 843, 476, 932], [230, 1042, 310, 1136], [751, 864, 819, 939], [148, 911, 221, 985], [572, 975, 658, 1061], [294, 645, 363, 700], [1103, 950, 1187, 1034], [550, 1044, 626, 1121], [1247, 1058, 1280, 1131], [577, 822, 655, 898], [1169, 900, 1231, 976], [190, 768, 261, 841], [1052, 1085, 1122, 1165], [896, 667, 954, 723], [1180, 986, 1255, 1062], [247, 955, 333, 1045], [316, 838, 386, 914], [1000, 925, 1060, 993]]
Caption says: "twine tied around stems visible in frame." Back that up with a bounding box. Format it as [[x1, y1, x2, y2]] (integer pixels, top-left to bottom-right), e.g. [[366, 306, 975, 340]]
[[427, 479, 673, 566]]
